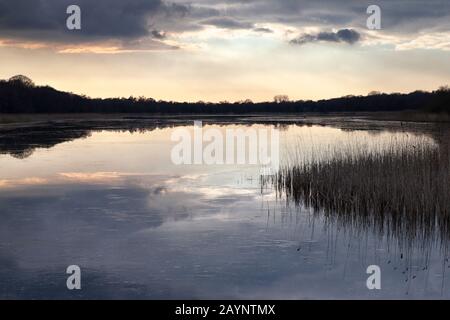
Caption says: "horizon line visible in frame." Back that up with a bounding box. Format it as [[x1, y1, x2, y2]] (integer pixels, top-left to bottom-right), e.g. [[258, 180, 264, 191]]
[[2, 75, 448, 105]]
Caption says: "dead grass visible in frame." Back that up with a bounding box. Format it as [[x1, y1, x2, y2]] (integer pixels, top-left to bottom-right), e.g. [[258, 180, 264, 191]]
[[272, 139, 450, 246]]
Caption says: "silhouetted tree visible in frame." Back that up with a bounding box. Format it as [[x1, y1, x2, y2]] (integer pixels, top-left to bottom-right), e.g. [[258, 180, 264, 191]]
[[274, 95, 290, 103], [426, 85, 450, 113], [9, 75, 35, 87]]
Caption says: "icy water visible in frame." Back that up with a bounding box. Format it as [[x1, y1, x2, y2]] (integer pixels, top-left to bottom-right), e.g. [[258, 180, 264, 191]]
[[0, 116, 449, 299]]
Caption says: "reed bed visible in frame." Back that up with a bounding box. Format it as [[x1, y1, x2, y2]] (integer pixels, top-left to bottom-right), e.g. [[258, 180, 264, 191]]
[[272, 138, 450, 246]]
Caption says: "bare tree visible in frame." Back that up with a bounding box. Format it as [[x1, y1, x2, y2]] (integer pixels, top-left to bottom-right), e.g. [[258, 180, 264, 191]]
[[437, 85, 450, 92], [274, 95, 289, 103], [9, 75, 35, 87]]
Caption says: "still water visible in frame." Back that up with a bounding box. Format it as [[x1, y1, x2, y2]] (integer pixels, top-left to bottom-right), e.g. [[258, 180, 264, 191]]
[[0, 116, 449, 299]]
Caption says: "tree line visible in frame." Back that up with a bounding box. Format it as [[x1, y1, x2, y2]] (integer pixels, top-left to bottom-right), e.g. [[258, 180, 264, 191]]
[[1, 75, 449, 114]]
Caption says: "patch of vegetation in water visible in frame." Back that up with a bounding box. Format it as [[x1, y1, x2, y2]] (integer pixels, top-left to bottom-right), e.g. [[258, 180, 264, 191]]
[[271, 139, 450, 247]]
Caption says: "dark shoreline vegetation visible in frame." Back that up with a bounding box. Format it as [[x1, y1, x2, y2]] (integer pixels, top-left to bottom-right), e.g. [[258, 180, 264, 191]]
[[0, 114, 444, 159], [1, 75, 449, 114], [269, 139, 450, 249]]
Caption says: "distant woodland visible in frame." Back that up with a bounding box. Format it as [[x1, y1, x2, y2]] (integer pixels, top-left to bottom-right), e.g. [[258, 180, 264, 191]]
[[1, 75, 449, 114]]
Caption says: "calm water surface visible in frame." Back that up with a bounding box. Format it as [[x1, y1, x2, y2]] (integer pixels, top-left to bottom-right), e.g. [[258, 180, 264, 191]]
[[0, 117, 449, 299]]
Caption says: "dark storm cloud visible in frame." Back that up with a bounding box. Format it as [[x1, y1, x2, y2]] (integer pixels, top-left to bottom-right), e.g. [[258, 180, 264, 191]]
[[290, 28, 361, 45], [0, 0, 187, 43]]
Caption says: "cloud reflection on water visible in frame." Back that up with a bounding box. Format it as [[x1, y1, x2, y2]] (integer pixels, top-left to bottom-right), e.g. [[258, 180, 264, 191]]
[[1, 120, 449, 299]]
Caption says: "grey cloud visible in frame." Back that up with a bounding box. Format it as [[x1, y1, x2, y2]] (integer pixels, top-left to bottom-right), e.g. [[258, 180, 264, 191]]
[[184, 4, 221, 19], [253, 27, 273, 33], [151, 29, 167, 39], [0, 0, 449, 49], [290, 28, 361, 45], [176, 0, 450, 35], [0, 0, 188, 44], [159, 2, 190, 18], [200, 16, 254, 29]]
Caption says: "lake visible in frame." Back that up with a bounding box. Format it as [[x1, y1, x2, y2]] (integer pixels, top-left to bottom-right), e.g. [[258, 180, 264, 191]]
[[0, 115, 449, 299]]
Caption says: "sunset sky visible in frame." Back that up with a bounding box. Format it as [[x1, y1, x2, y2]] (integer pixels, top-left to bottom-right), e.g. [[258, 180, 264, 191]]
[[0, 0, 449, 102]]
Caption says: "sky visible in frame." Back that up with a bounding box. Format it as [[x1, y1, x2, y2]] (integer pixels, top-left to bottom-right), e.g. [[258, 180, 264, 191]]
[[0, 0, 449, 102]]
